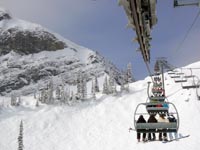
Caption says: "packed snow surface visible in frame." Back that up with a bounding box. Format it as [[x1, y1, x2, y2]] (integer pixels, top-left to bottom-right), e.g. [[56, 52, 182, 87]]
[[1, 61, 200, 150]]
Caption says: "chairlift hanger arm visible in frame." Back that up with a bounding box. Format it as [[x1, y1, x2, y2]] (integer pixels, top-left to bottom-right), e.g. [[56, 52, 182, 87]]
[[174, 0, 200, 7], [120, 0, 199, 64], [119, 0, 157, 62]]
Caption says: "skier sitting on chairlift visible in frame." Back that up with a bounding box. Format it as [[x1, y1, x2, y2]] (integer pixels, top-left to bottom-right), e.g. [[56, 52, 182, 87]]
[[167, 114, 176, 122], [157, 114, 169, 141], [136, 115, 147, 142], [147, 114, 158, 141]]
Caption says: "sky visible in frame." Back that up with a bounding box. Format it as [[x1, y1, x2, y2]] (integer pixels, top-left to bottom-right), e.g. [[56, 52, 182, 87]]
[[0, 0, 200, 79]]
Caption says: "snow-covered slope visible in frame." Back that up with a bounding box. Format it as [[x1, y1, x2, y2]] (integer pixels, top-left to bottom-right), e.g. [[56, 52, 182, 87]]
[[0, 8, 122, 95], [1, 61, 200, 150]]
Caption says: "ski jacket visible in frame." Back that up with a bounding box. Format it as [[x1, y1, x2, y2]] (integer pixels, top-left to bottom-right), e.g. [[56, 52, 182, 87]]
[[168, 115, 176, 122], [157, 116, 169, 123], [163, 103, 169, 108], [148, 115, 158, 123], [137, 115, 146, 123]]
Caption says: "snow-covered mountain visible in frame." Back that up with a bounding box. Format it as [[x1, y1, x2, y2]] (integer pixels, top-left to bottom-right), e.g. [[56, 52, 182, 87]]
[[0, 61, 200, 150], [0, 8, 122, 95], [0, 7, 66, 55]]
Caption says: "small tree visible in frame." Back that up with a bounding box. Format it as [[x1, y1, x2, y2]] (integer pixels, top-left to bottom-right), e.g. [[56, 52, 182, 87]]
[[94, 76, 100, 92], [113, 83, 117, 95], [126, 62, 135, 83], [18, 120, 24, 150], [70, 91, 77, 103], [34, 90, 37, 99], [77, 72, 82, 95], [11, 94, 17, 106], [76, 72, 87, 100], [91, 80, 96, 100], [64, 87, 70, 104], [60, 85, 65, 104], [121, 71, 130, 92], [16, 96, 21, 106], [103, 76, 109, 94], [120, 80, 125, 92], [40, 89, 48, 104], [55, 85, 61, 100], [81, 78, 87, 100], [47, 79, 54, 104], [109, 73, 115, 94], [35, 100, 39, 107]]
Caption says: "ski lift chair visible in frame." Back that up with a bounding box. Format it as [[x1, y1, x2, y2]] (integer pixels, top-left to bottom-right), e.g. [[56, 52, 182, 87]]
[[174, 75, 187, 83], [176, 72, 185, 75], [134, 102, 179, 133], [149, 96, 165, 102], [184, 75, 195, 78], [152, 87, 163, 94], [168, 72, 175, 75], [170, 75, 181, 78], [196, 81, 200, 100], [174, 0, 178, 7], [174, 78, 187, 83], [181, 75, 200, 89], [153, 76, 161, 82], [184, 68, 195, 78]]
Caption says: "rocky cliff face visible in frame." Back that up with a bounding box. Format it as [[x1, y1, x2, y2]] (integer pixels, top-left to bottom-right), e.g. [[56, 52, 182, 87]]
[[0, 8, 66, 55], [0, 29, 66, 55], [0, 8, 122, 96]]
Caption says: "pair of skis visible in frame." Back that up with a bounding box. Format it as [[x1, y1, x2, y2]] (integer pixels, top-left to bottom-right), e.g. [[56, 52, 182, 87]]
[[139, 135, 190, 143], [129, 127, 190, 143], [162, 135, 190, 143]]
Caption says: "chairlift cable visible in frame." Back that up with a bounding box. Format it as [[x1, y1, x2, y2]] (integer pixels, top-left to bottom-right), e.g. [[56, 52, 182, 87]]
[[144, 61, 154, 82], [172, 9, 200, 58]]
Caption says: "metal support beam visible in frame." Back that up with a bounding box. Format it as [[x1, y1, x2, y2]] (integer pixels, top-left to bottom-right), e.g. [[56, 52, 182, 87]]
[[174, 0, 200, 7]]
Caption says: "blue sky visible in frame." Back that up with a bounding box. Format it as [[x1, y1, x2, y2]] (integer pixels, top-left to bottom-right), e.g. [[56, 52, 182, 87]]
[[1, 0, 200, 79]]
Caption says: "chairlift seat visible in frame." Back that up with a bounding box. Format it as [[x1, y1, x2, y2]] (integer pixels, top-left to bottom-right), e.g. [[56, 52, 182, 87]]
[[149, 96, 165, 102], [174, 79, 187, 83], [176, 73, 184, 75], [184, 75, 195, 78], [182, 85, 200, 89], [135, 122, 177, 133], [168, 72, 175, 75], [152, 90, 163, 94], [170, 75, 180, 78]]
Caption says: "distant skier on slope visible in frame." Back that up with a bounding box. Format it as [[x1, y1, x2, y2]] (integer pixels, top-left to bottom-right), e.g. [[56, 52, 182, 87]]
[[147, 114, 158, 141], [136, 115, 146, 142]]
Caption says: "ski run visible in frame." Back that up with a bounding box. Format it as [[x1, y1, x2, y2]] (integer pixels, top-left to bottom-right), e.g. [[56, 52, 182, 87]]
[[1, 61, 200, 150]]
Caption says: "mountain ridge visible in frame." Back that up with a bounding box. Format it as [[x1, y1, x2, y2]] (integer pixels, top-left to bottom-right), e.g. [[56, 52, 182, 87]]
[[0, 8, 122, 95]]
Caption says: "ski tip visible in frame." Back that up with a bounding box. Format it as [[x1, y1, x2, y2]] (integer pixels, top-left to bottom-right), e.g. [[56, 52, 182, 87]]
[[162, 134, 190, 143]]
